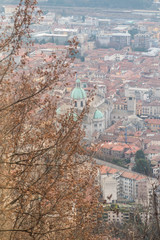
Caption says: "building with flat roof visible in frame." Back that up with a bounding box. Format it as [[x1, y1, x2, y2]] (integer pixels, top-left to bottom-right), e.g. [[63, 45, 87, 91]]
[[133, 33, 151, 51]]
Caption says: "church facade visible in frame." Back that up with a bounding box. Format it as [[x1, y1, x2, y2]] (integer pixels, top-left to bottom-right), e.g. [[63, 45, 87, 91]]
[[70, 79, 113, 141]]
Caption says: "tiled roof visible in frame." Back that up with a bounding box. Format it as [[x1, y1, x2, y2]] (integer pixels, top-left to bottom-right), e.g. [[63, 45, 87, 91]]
[[144, 145, 160, 154], [111, 145, 126, 152], [145, 119, 160, 125], [100, 166, 147, 181]]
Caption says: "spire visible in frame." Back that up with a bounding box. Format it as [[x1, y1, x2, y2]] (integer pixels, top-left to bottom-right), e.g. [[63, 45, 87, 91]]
[[76, 78, 81, 88]]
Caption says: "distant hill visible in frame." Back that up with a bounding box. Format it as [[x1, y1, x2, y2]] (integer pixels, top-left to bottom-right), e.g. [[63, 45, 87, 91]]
[[47, 0, 153, 9]]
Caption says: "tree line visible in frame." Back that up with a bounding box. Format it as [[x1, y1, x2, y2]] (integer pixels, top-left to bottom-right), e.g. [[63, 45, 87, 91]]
[[47, 0, 153, 9]]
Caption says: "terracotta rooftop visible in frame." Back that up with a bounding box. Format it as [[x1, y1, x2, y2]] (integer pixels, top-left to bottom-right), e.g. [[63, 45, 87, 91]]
[[144, 145, 160, 154], [100, 166, 147, 181], [145, 119, 160, 125], [111, 145, 127, 152]]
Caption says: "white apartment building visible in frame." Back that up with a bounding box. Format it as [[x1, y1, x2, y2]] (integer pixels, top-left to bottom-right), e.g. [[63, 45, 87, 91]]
[[99, 162, 157, 203], [142, 101, 160, 118], [100, 175, 117, 203], [125, 85, 151, 101]]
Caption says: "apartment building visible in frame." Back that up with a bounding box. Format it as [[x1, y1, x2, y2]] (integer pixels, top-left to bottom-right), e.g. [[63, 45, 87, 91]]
[[145, 119, 160, 131], [103, 204, 148, 224], [100, 164, 147, 202], [134, 33, 151, 50], [142, 101, 160, 119]]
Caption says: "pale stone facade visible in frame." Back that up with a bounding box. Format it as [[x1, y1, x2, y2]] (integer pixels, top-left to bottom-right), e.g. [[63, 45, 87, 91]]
[[71, 79, 113, 141]]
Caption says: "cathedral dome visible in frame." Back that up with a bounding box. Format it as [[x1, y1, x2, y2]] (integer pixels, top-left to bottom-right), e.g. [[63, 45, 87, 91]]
[[71, 79, 86, 100], [68, 112, 78, 121], [93, 109, 104, 119], [56, 107, 61, 115]]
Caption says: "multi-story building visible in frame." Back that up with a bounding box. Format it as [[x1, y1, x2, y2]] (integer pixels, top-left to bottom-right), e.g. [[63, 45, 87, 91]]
[[142, 101, 160, 119], [136, 179, 153, 206], [149, 185, 160, 222], [96, 34, 111, 48], [99, 163, 148, 202], [145, 119, 160, 131], [116, 173, 137, 202], [144, 145, 160, 160], [136, 100, 142, 116], [100, 175, 117, 203], [126, 95, 136, 114], [103, 203, 149, 224], [133, 33, 151, 50], [113, 98, 128, 111], [98, 161, 158, 225], [97, 32, 131, 49], [125, 85, 152, 101], [109, 32, 131, 49], [99, 161, 158, 203]]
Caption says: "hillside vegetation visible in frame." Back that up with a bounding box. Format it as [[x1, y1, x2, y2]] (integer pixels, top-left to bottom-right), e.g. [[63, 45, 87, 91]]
[[47, 0, 153, 9]]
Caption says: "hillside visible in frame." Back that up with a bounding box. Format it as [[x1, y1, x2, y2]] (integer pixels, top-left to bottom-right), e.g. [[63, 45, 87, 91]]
[[0, 0, 153, 10], [47, 0, 153, 9]]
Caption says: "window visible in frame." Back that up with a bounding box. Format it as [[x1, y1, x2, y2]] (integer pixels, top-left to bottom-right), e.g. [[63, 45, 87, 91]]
[[129, 97, 132, 100], [94, 124, 97, 127], [81, 101, 83, 107], [99, 123, 102, 127], [75, 101, 77, 107]]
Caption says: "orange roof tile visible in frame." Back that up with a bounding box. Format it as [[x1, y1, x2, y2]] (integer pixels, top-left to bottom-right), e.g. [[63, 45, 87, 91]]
[[145, 119, 160, 125], [111, 145, 126, 152], [100, 166, 147, 180]]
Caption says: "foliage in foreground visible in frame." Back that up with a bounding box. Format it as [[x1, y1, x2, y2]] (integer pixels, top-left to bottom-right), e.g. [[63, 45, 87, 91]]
[[0, 1, 106, 239]]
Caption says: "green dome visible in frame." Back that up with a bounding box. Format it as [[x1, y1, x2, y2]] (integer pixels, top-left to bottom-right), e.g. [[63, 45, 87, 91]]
[[71, 79, 86, 100], [68, 112, 78, 121], [71, 88, 86, 99], [56, 107, 61, 115], [76, 79, 81, 84], [93, 110, 104, 119]]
